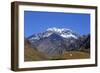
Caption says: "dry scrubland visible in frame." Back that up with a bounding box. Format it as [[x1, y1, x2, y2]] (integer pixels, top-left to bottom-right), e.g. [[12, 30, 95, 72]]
[[24, 43, 90, 61]]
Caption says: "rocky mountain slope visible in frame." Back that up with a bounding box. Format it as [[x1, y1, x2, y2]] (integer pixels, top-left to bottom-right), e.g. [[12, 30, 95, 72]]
[[25, 27, 90, 60]]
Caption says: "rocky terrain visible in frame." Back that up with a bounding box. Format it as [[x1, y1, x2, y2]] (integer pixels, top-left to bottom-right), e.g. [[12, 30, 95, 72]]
[[24, 27, 90, 61]]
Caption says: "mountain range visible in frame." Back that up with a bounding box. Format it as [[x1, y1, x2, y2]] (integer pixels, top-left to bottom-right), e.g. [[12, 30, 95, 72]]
[[25, 27, 90, 57]]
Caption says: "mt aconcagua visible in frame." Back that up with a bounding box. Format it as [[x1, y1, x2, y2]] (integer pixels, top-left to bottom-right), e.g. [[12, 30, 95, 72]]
[[26, 27, 90, 56], [28, 27, 79, 40]]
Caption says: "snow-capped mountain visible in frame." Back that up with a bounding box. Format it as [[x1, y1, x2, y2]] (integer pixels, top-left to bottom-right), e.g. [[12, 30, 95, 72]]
[[28, 27, 79, 42], [26, 27, 82, 56], [25, 27, 90, 58], [45, 27, 78, 39]]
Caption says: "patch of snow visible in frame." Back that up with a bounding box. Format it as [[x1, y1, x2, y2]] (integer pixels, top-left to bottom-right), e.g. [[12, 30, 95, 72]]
[[61, 34, 78, 39], [30, 37, 39, 40], [47, 27, 72, 33], [42, 33, 52, 37]]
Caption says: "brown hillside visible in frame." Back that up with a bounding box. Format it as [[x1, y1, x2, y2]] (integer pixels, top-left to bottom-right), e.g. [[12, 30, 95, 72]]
[[24, 40, 49, 61], [50, 51, 90, 60], [24, 40, 90, 61]]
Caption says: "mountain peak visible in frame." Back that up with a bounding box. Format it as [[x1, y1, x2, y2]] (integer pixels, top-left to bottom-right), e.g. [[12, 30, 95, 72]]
[[46, 27, 78, 39], [28, 27, 78, 43], [47, 27, 72, 33]]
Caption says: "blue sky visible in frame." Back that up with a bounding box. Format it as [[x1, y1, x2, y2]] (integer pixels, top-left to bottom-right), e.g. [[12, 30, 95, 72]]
[[24, 11, 90, 38]]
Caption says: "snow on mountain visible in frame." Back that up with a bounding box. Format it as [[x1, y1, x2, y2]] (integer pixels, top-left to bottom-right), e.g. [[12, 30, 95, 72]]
[[60, 34, 77, 39], [28, 27, 79, 42], [47, 27, 72, 33], [26, 27, 90, 56], [44, 27, 78, 39]]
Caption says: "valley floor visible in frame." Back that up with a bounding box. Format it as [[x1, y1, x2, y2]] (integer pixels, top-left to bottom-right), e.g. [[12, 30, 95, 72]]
[[24, 48, 90, 61]]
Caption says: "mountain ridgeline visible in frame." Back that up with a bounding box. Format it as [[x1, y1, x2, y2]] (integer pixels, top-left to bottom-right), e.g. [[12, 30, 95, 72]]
[[25, 27, 90, 60]]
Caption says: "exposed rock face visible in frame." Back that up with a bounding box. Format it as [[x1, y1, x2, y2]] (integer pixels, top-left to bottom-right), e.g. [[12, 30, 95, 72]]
[[27, 27, 90, 56]]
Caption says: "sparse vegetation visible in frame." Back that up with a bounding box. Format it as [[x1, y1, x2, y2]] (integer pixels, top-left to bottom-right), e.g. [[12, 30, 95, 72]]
[[47, 51, 90, 60], [24, 40, 49, 61], [24, 43, 90, 61]]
